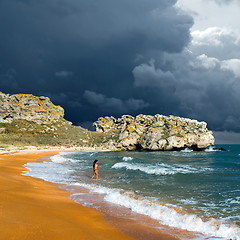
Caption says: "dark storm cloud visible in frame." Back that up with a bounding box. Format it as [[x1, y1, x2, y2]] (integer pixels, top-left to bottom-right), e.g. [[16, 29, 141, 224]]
[[0, 0, 193, 125], [0, 67, 18, 91], [83, 90, 149, 113], [213, 131, 240, 144], [55, 71, 73, 78], [133, 60, 175, 88], [1, 0, 239, 137], [132, 47, 240, 132]]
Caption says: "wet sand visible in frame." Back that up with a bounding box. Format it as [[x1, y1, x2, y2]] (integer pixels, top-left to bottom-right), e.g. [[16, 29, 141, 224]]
[[0, 151, 178, 240]]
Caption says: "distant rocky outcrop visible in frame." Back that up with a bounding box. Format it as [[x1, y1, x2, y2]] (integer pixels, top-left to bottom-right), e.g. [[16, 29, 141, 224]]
[[94, 114, 215, 151], [0, 91, 65, 124]]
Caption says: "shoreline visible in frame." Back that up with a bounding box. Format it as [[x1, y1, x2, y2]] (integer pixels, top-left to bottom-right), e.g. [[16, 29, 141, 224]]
[[0, 145, 109, 155], [0, 151, 135, 240], [0, 150, 178, 240]]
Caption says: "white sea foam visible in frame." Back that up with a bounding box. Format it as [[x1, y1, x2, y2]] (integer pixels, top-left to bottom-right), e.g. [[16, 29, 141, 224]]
[[122, 157, 133, 161], [181, 148, 193, 153], [225, 197, 240, 205], [104, 192, 240, 239], [72, 183, 240, 240], [112, 162, 201, 175], [177, 197, 199, 205], [70, 193, 86, 196], [23, 161, 75, 184], [23, 152, 93, 185], [50, 152, 71, 163], [50, 152, 86, 163], [205, 146, 217, 152]]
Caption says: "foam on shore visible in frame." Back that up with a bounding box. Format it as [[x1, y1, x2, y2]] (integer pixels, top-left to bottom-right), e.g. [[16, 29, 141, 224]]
[[23, 152, 240, 240], [112, 162, 210, 175], [72, 182, 240, 240]]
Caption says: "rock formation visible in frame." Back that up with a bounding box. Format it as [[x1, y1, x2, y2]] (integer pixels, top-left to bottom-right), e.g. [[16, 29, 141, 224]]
[[0, 91, 64, 124], [0, 91, 215, 151], [93, 114, 215, 151], [0, 91, 92, 148]]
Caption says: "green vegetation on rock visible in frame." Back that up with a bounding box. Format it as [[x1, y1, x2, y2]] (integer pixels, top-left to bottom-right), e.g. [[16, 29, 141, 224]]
[[0, 119, 91, 147]]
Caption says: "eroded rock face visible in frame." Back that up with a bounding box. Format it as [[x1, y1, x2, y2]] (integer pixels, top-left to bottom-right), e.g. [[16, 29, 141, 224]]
[[93, 114, 215, 151], [0, 91, 64, 124]]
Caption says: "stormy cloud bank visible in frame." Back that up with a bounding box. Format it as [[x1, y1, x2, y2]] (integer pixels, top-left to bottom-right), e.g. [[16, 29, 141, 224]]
[[0, 0, 240, 135]]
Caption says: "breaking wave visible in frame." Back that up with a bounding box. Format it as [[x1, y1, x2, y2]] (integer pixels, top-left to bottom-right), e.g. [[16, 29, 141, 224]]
[[72, 183, 240, 240], [122, 157, 133, 161], [112, 162, 203, 175]]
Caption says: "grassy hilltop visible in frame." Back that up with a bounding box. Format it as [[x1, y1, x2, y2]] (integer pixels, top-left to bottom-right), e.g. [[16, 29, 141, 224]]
[[0, 91, 109, 151]]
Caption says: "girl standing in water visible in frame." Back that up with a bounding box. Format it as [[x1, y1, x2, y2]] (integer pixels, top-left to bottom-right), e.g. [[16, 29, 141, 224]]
[[91, 159, 98, 179]]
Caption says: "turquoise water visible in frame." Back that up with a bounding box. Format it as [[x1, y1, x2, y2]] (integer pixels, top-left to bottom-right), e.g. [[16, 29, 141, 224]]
[[24, 144, 240, 239]]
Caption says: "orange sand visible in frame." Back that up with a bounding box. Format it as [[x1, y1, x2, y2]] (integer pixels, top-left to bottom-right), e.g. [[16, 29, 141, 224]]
[[0, 152, 136, 240], [0, 152, 178, 240]]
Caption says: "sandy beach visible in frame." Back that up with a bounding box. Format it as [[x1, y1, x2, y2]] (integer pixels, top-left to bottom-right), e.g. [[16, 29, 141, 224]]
[[0, 150, 178, 240]]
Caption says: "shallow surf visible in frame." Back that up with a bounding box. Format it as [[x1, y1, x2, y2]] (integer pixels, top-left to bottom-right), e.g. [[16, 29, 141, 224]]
[[23, 144, 240, 239]]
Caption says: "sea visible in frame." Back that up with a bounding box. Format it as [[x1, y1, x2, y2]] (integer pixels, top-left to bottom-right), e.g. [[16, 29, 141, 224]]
[[23, 144, 240, 240]]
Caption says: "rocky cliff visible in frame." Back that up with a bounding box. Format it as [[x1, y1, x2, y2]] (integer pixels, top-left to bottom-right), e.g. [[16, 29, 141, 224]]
[[0, 91, 64, 124], [0, 91, 93, 148], [93, 114, 215, 151]]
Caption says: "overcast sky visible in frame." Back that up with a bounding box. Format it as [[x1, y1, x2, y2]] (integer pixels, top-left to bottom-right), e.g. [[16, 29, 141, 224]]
[[0, 0, 240, 143]]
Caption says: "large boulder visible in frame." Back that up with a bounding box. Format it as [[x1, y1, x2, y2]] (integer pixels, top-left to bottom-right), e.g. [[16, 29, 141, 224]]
[[93, 114, 215, 151]]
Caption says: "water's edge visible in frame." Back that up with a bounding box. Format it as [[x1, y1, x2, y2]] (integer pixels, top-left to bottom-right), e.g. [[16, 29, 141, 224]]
[[22, 147, 240, 240]]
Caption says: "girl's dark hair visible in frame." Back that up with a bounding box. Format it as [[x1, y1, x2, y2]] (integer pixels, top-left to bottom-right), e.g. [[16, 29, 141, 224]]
[[93, 159, 98, 168]]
